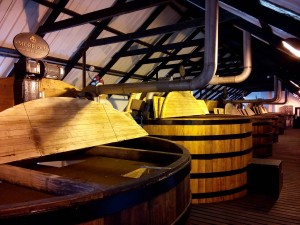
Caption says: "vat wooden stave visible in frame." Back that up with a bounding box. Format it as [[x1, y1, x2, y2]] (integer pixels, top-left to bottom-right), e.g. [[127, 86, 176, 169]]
[[251, 116, 273, 158], [267, 112, 286, 135], [0, 136, 191, 225], [251, 113, 279, 158], [261, 114, 280, 143], [143, 115, 253, 203]]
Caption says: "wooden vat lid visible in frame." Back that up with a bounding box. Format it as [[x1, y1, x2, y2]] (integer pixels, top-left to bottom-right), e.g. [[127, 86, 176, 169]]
[[160, 91, 207, 118], [39, 78, 80, 98], [0, 97, 148, 164]]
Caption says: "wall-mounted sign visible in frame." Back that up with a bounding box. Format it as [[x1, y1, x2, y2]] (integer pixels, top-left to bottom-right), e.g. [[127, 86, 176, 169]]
[[13, 33, 49, 59]]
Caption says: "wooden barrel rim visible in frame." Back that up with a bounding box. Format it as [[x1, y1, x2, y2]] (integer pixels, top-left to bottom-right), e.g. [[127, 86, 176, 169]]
[[150, 132, 252, 141], [252, 122, 272, 126], [251, 115, 278, 118], [143, 118, 251, 126], [0, 137, 191, 224]]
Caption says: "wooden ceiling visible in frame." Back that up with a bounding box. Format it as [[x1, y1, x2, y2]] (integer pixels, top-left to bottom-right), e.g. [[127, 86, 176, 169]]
[[0, 0, 300, 101]]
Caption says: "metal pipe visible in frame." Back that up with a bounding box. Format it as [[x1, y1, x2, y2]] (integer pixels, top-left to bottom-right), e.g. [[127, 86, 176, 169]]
[[82, 0, 218, 96], [209, 30, 252, 84], [82, 50, 86, 88], [268, 89, 288, 105], [225, 76, 279, 104], [273, 79, 282, 103]]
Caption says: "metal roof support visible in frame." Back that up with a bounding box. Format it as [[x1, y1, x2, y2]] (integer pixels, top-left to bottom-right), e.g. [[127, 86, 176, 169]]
[[38, 0, 173, 34], [82, 0, 219, 96], [83, 19, 203, 48]]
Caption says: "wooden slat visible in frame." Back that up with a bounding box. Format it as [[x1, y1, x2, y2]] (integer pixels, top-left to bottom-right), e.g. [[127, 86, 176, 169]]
[[160, 91, 205, 118], [0, 164, 103, 195], [39, 79, 80, 98], [0, 78, 14, 112], [0, 97, 148, 164]]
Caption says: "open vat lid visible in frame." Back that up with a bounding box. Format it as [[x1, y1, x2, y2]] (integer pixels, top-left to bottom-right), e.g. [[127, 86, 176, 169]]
[[153, 91, 208, 119], [0, 97, 148, 164]]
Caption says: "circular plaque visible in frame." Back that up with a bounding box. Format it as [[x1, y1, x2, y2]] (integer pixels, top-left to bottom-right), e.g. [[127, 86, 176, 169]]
[[13, 33, 50, 59]]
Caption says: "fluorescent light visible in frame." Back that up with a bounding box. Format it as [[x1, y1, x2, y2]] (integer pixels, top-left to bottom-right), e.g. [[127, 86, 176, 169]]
[[293, 93, 300, 99], [290, 80, 300, 88], [283, 39, 300, 58]]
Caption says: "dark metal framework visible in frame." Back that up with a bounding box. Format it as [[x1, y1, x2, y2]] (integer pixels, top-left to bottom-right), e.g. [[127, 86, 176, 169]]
[[2, 0, 300, 99]]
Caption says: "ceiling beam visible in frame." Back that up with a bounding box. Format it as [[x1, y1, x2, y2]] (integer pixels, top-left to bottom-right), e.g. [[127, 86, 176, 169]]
[[220, 0, 300, 39], [83, 18, 203, 48], [63, 0, 127, 77], [34, 0, 154, 48], [34, 0, 69, 37], [143, 28, 203, 82], [143, 51, 203, 64], [200, 85, 217, 99], [117, 39, 202, 57], [117, 33, 175, 83], [7, 0, 69, 77], [95, 5, 168, 80], [0, 47, 19, 58], [38, 0, 174, 34]]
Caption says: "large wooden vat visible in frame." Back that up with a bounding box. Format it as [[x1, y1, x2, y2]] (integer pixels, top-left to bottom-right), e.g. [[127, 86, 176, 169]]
[[262, 114, 279, 143], [143, 115, 253, 203], [251, 115, 273, 158], [0, 136, 191, 225], [267, 112, 286, 135]]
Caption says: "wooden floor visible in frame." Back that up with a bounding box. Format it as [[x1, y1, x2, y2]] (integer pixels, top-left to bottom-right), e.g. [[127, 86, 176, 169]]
[[189, 127, 300, 225]]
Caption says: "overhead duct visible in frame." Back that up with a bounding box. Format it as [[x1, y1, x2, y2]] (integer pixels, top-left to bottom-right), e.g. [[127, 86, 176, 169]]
[[209, 30, 252, 84], [273, 79, 282, 103], [268, 88, 288, 105], [82, 0, 218, 96], [225, 76, 279, 104]]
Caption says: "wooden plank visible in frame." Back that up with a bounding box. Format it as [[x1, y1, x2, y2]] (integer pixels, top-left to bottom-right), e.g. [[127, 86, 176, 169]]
[[0, 78, 14, 112], [39, 79, 79, 98], [0, 97, 148, 164], [0, 164, 103, 195], [153, 96, 165, 119], [160, 91, 205, 118]]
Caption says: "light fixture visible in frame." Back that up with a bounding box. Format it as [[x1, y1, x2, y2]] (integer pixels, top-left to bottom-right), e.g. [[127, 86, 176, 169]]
[[282, 38, 300, 58], [290, 80, 300, 88]]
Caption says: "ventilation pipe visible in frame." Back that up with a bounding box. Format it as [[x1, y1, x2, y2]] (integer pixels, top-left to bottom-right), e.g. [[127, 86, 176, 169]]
[[225, 76, 279, 104], [268, 88, 288, 105], [273, 79, 282, 103], [82, 0, 218, 96], [209, 30, 252, 84]]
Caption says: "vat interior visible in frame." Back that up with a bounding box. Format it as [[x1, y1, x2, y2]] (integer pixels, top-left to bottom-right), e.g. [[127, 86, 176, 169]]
[[1, 137, 180, 205], [28, 154, 165, 186], [0, 181, 55, 205]]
